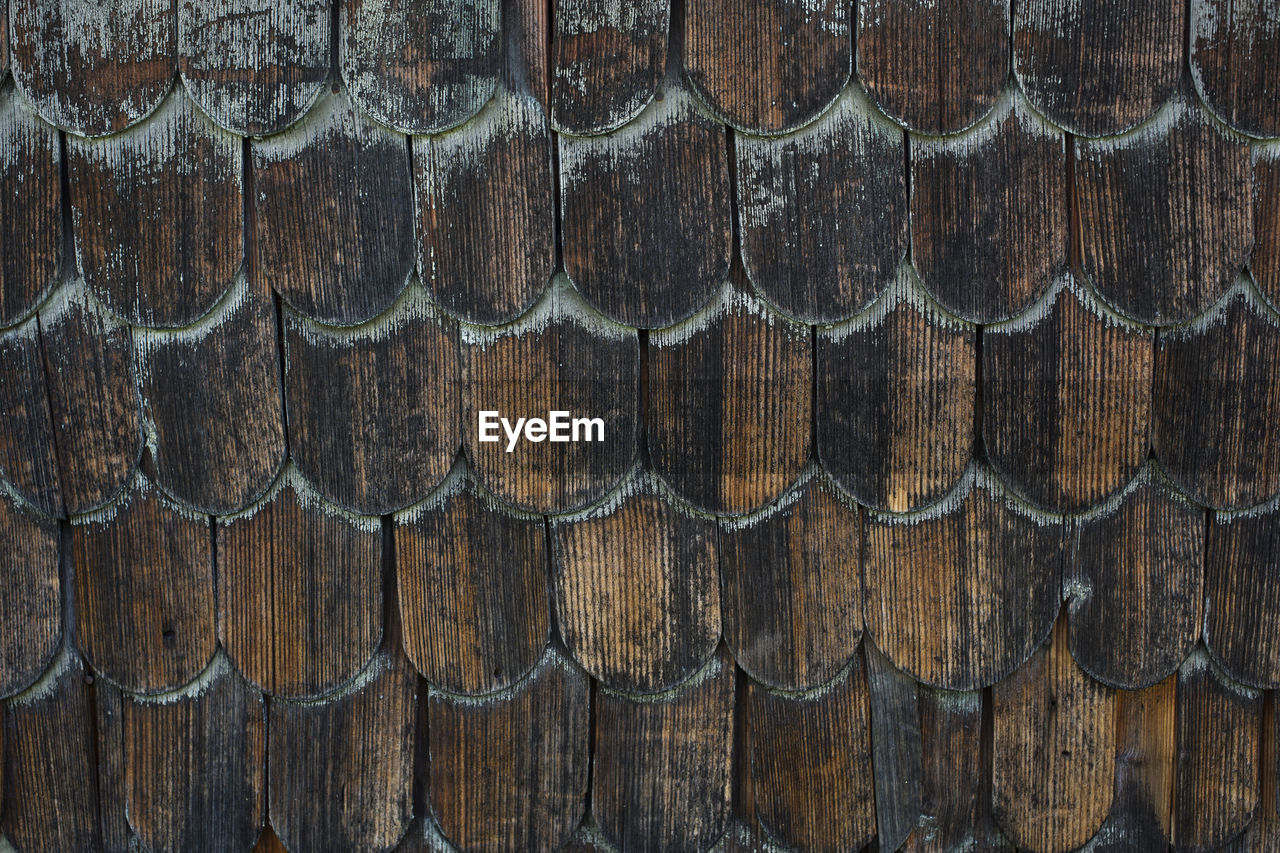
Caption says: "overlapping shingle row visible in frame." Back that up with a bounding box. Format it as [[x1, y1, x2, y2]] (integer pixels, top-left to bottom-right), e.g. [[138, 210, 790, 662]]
[[0, 0, 1278, 850]]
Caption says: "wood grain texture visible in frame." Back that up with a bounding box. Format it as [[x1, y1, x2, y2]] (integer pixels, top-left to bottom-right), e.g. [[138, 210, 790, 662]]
[[911, 93, 1066, 324], [72, 475, 215, 694], [396, 472, 550, 695], [9, 0, 175, 135], [1067, 468, 1203, 689], [559, 83, 731, 327], [817, 269, 976, 513], [68, 87, 241, 328], [1075, 92, 1253, 325], [983, 277, 1152, 513], [1088, 678, 1176, 851], [1, 2, 7, 76], [865, 640, 922, 853], [1255, 148, 1280, 309], [461, 280, 638, 513], [1205, 501, 1280, 688], [40, 283, 143, 515], [1175, 651, 1261, 851], [429, 650, 590, 853], [415, 88, 555, 325], [3, 651, 103, 851], [858, 0, 1008, 133], [1191, 0, 1280, 138], [136, 281, 286, 515], [1013, 0, 1181, 136], [0, 319, 62, 516], [649, 281, 811, 515], [93, 674, 132, 850], [992, 616, 1116, 853], [720, 472, 861, 691], [901, 687, 1013, 853], [551, 0, 668, 134], [341, 0, 499, 133], [864, 467, 1062, 690], [285, 287, 460, 514], [253, 88, 414, 326], [748, 659, 876, 852], [124, 657, 266, 853], [0, 86, 60, 328], [218, 471, 382, 698], [736, 87, 906, 324], [683, 0, 851, 134], [0, 485, 60, 698], [504, 0, 549, 110], [1152, 285, 1280, 510], [270, 650, 417, 853], [179, 0, 329, 136], [553, 469, 720, 692], [593, 648, 735, 853]]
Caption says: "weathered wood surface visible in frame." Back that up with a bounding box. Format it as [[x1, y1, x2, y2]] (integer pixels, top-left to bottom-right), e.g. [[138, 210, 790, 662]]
[[1175, 651, 1261, 851], [136, 281, 286, 515], [864, 467, 1062, 690], [858, 0, 1008, 134], [992, 616, 1116, 853], [269, 650, 417, 853], [179, 0, 330, 136], [285, 286, 460, 514], [396, 471, 550, 695], [983, 277, 1152, 513], [3, 651, 103, 851], [429, 650, 590, 853], [415, 88, 555, 325], [911, 93, 1066, 324], [1152, 285, 1280, 510], [1067, 468, 1204, 689], [123, 657, 266, 853], [1089, 678, 1177, 851], [552, 0, 669, 134], [0, 485, 60, 698], [735, 87, 906, 324], [900, 687, 1013, 852], [253, 88, 414, 326], [818, 268, 976, 513], [0, 319, 62, 516], [68, 87, 241, 328], [1075, 92, 1253, 325], [749, 658, 877, 852], [461, 279, 638, 513], [865, 641, 922, 853], [72, 474, 216, 694], [343, 0, 498, 134], [593, 648, 735, 853], [560, 83, 731, 327], [40, 282, 143, 515], [1205, 502, 1280, 688], [9, 0, 175, 136], [1191, 0, 1280, 138], [684, 0, 851, 134], [218, 472, 382, 698], [93, 674, 132, 850], [649, 279, 811, 515], [1013, 0, 1182, 136], [553, 469, 721, 692], [1255, 148, 1280, 308], [720, 472, 861, 691], [0, 87, 61, 329]]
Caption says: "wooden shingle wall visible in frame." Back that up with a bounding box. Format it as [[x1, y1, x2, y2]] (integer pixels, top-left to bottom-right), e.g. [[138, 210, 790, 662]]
[[0, 0, 1277, 849]]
